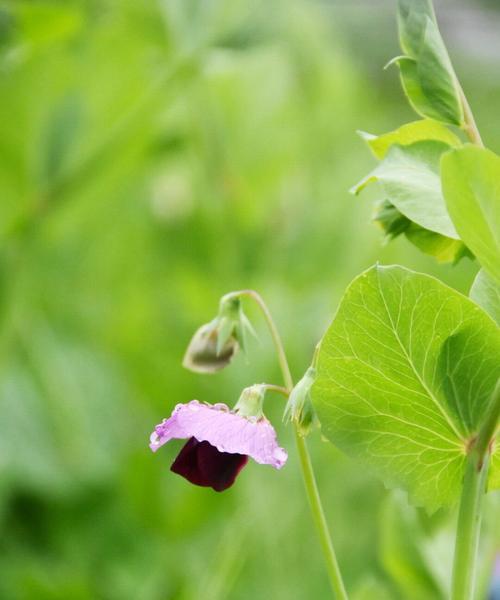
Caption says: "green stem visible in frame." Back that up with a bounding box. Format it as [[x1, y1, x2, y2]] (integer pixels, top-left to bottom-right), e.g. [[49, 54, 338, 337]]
[[224, 290, 294, 390], [260, 384, 291, 399], [458, 85, 484, 147], [450, 451, 489, 600], [450, 68, 498, 598], [227, 289, 348, 599], [294, 430, 348, 600], [451, 381, 499, 600]]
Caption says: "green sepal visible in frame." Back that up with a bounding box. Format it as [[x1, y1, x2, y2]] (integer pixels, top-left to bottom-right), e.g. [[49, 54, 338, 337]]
[[233, 384, 266, 419], [283, 366, 317, 436], [216, 316, 235, 355]]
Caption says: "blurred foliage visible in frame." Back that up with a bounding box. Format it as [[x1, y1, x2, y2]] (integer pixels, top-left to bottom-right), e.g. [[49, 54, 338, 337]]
[[0, 0, 497, 598]]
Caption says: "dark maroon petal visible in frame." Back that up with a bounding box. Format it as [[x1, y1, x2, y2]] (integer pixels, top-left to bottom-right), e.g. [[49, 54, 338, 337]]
[[170, 437, 210, 487], [170, 437, 248, 491], [196, 440, 248, 491]]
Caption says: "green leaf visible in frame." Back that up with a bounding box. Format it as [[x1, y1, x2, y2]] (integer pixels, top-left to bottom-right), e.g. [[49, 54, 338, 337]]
[[312, 265, 500, 511], [361, 124, 466, 264], [396, 55, 461, 126], [470, 269, 500, 326], [359, 119, 460, 160], [417, 19, 463, 125], [405, 223, 471, 264], [352, 141, 458, 239], [398, 0, 435, 57], [395, 2, 463, 125], [373, 200, 470, 264], [373, 200, 411, 240], [441, 146, 500, 284]]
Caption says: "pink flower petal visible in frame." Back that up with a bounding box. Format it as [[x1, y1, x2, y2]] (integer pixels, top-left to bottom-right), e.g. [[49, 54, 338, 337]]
[[149, 400, 287, 469]]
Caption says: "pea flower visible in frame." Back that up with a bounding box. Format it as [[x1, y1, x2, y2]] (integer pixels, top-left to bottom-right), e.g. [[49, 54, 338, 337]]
[[150, 387, 288, 491]]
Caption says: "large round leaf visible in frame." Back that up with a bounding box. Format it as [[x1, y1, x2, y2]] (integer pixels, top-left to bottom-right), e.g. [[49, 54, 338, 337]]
[[312, 265, 500, 512]]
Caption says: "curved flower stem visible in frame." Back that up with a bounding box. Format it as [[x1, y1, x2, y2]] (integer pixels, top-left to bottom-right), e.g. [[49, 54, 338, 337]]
[[223, 290, 294, 390], [451, 382, 500, 600], [224, 289, 348, 599], [294, 430, 348, 600], [260, 384, 290, 399]]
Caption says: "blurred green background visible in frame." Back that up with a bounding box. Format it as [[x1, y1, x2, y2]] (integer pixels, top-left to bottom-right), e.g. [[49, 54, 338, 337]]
[[0, 1, 499, 598]]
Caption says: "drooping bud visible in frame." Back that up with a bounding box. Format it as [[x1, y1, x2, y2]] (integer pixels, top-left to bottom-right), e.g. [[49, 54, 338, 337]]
[[182, 317, 238, 373], [182, 295, 254, 374], [283, 367, 317, 436]]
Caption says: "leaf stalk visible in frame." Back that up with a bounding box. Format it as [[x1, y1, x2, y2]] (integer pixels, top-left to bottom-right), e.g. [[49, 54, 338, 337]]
[[450, 451, 489, 600], [451, 381, 499, 600]]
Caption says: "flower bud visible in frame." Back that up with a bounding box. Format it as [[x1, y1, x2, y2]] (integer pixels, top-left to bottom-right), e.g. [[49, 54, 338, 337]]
[[182, 295, 254, 374], [283, 367, 317, 436], [182, 318, 238, 373]]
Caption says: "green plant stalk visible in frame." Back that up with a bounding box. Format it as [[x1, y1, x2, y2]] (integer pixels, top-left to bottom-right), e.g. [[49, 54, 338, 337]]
[[225, 290, 348, 600], [450, 452, 489, 600], [451, 382, 500, 600], [294, 430, 348, 600], [450, 53, 497, 593], [459, 85, 484, 148]]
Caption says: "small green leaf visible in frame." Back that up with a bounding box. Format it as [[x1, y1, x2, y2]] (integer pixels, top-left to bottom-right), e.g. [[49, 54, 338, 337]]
[[395, 2, 463, 125], [398, 0, 435, 57], [442, 145, 500, 284], [396, 57, 431, 111], [396, 57, 458, 126], [360, 119, 460, 160], [470, 269, 500, 326], [417, 18, 463, 125], [352, 141, 458, 239], [373, 200, 411, 240], [312, 265, 500, 511], [373, 201, 470, 264], [405, 223, 471, 264]]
